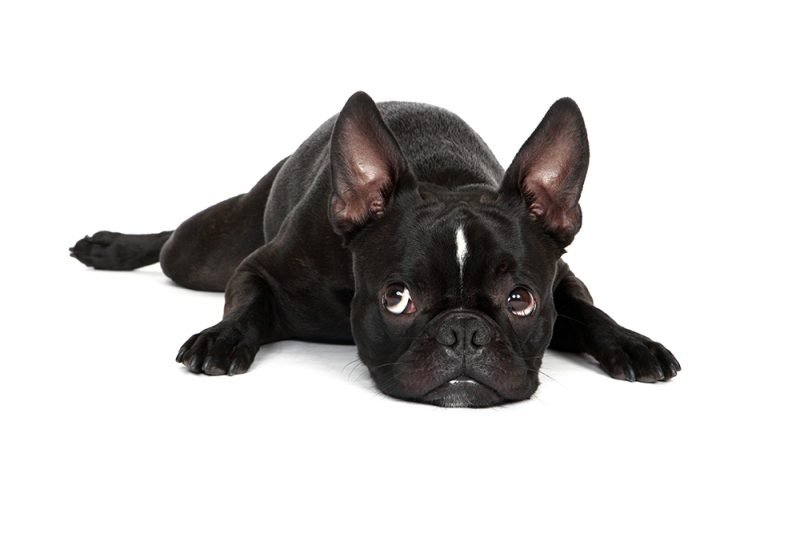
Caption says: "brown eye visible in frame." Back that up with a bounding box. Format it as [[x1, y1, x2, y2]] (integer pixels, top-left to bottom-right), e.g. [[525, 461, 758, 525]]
[[382, 284, 416, 315], [507, 287, 536, 317]]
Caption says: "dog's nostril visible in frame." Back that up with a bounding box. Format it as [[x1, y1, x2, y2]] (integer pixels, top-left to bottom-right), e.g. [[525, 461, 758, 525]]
[[471, 327, 491, 347], [436, 326, 458, 347], [436, 314, 492, 349]]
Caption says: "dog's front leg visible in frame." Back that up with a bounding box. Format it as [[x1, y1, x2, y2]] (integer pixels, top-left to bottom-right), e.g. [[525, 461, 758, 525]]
[[176, 252, 284, 376], [549, 263, 681, 382]]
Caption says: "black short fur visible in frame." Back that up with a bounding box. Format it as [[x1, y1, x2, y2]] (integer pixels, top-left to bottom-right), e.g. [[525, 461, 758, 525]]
[[71, 92, 679, 407]]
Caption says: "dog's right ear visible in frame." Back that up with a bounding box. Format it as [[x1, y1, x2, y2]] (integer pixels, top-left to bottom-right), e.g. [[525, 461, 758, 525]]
[[329, 91, 414, 237]]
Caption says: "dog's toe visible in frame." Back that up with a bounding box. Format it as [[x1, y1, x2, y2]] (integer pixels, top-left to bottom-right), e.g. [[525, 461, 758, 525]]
[[70, 231, 122, 269], [176, 322, 257, 376], [596, 328, 681, 383]]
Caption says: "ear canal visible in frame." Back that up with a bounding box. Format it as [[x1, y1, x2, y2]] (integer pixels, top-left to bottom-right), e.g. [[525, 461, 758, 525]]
[[500, 97, 590, 247], [329, 91, 411, 237]]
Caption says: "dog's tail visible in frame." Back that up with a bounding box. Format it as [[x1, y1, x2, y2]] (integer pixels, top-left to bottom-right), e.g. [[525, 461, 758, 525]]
[[69, 230, 173, 271]]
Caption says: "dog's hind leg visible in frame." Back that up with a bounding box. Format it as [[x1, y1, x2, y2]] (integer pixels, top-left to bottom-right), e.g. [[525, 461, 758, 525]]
[[157, 157, 288, 291], [71, 156, 289, 292], [70, 231, 172, 271]]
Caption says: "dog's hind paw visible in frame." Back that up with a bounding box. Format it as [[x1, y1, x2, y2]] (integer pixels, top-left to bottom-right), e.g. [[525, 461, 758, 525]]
[[593, 327, 681, 383], [70, 230, 145, 270], [70, 231, 117, 268], [176, 322, 258, 376], [70, 230, 169, 270]]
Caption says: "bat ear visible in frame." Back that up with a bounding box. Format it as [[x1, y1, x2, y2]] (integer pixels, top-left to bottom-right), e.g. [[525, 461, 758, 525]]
[[329, 91, 414, 237], [499, 97, 590, 247]]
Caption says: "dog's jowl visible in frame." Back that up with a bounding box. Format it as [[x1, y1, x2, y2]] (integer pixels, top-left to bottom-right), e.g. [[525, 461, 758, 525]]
[[71, 92, 680, 407]]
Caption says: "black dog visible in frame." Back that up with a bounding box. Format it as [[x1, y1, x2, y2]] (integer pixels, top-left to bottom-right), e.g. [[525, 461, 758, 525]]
[[71, 91, 680, 407]]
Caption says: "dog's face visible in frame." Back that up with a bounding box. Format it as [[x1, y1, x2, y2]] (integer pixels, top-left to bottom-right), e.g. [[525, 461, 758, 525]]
[[329, 93, 589, 407], [347, 189, 563, 407]]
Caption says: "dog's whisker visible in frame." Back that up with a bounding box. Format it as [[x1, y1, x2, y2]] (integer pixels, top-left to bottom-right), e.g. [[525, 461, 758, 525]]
[[70, 91, 679, 409], [538, 369, 555, 381], [341, 358, 362, 372]]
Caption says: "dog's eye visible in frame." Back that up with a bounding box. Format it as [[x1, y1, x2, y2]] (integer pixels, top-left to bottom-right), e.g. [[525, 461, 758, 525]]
[[507, 287, 536, 317], [383, 284, 416, 315]]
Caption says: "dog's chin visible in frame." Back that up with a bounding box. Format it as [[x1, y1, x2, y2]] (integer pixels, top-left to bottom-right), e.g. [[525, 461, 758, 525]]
[[418, 377, 508, 408]]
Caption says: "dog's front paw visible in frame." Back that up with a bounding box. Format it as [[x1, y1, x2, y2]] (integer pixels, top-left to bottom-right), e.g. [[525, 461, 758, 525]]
[[593, 327, 681, 383], [176, 322, 257, 375]]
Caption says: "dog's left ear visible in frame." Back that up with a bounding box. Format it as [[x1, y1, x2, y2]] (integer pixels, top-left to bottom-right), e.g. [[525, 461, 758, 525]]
[[329, 91, 413, 237], [499, 97, 589, 247]]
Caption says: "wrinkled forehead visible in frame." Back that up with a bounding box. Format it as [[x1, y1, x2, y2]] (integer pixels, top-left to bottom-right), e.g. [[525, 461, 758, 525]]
[[441, 214, 519, 281], [355, 201, 557, 293], [401, 208, 541, 288], [449, 210, 563, 289]]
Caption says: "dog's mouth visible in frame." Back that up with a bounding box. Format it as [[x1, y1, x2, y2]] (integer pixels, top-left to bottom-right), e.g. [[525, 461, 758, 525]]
[[419, 375, 505, 408]]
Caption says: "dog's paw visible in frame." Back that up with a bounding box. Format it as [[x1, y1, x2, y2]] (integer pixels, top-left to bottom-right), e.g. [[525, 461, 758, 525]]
[[176, 322, 257, 376], [70, 231, 121, 269], [70, 230, 151, 270], [593, 327, 681, 383], [70, 230, 169, 270]]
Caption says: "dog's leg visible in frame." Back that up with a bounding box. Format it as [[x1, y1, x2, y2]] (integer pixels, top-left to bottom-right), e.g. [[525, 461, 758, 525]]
[[71, 157, 288, 291], [158, 157, 289, 291], [549, 262, 681, 382], [174, 233, 354, 375], [70, 231, 172, 270], [175, 254, 284, 375]]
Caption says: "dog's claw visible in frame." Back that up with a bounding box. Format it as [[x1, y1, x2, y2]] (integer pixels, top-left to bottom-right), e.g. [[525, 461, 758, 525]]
[[176, 334, 198, 363], [654, 365, 665, 381], [201, 359, 227, 376], [228, 358, 245, 376], [623, 365, 635, 382]]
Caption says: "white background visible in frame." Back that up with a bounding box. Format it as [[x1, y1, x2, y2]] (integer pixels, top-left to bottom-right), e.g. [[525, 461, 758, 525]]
[[2, 1, 798, 532]]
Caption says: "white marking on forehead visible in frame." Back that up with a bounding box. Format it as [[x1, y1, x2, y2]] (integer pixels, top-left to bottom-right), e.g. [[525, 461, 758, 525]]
[[456, 225, 468, 284]]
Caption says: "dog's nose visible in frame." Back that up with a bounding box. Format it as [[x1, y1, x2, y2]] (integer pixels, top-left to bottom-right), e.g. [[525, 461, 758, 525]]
[[435, 312, 492, 350]]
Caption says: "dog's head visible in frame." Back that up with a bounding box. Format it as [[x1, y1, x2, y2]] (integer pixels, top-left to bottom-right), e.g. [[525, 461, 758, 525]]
[[329, 92, 589, 407]]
